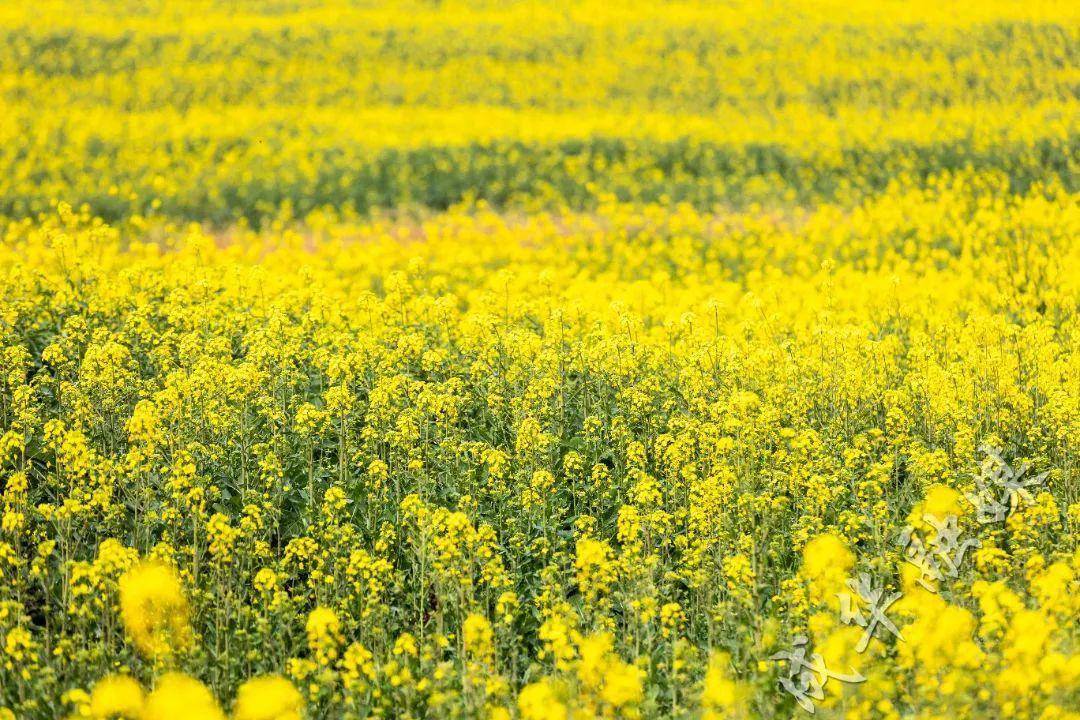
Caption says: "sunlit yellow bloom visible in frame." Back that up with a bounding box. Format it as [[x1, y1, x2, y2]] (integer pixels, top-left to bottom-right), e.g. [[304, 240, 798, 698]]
[[118, 561, 191, 658], [802, 533, 854, 604], [463, 613, 494, 662], [701, 652, 749, 719], [143, 673, 224, 720], [306, 607, 343, 663], [233, 675, 304, 720], [89, 675, 144, 719], [517, 679, 567, 720]]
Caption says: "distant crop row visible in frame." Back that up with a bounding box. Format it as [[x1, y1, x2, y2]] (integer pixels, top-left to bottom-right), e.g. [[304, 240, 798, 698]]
[[0, 0, 1075, 224]]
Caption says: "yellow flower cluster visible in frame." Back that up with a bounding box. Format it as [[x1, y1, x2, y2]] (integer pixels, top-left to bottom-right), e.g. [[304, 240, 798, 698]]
[[70, 560, 304, 720], [519, 631, 644, 720], [83, 671, 302, 720], [118, 562, 192, 659]]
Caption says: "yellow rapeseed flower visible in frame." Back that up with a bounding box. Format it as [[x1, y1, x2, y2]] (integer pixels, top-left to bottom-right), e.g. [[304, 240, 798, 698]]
[[517, 679, 567, 720], [89, 675, 144, 719], [142, 673, 224, 720], [802, 533, 854, 604], [118, 561, 191, 658], [233, 675, 304, 720]]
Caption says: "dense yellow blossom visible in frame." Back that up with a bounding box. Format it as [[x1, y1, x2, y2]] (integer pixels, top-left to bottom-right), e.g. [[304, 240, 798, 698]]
[[801, 533, 855, 605], [701, 653, 750, 720], [142, 674, 224, 720], [0, 1, 1078, 719], [233, 676, 304, 720], [89, 675, 144, 720], [117, 562, 191, 659], [518, 679, 568, 720], [463, 613, 495, 663], [305, 607, 343, 665]]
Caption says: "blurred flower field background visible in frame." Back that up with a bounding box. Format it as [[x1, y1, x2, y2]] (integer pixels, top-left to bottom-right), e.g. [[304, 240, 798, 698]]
[[1, 1, 1078, 719]]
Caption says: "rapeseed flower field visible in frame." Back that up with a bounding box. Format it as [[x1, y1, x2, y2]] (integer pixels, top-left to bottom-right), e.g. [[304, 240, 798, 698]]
[[1, 1, 1078, 719]]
